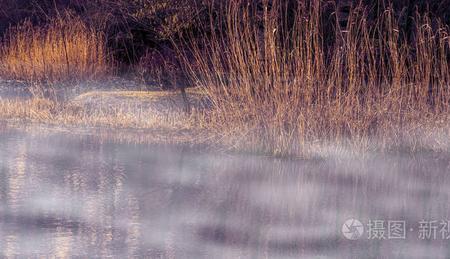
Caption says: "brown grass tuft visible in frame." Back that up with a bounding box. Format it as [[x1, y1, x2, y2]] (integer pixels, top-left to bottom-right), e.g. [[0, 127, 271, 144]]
[[178, 1, 450, 156], [0, 13, 111, 83]]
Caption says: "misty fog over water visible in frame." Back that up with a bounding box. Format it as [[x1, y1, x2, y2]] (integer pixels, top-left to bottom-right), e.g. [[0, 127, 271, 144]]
[[0, 127, 450, 258]]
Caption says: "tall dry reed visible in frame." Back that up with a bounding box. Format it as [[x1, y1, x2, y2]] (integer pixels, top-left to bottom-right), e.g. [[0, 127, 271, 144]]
[[180, 1, 450, 156], [0, 13, 110, 83]]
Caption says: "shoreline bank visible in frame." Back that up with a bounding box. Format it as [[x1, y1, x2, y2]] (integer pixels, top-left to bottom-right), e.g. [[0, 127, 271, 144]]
[[0, 79, 449, 158]]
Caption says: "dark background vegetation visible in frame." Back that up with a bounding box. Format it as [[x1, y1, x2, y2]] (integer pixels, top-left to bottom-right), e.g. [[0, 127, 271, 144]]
[[1, 0, 450, 85], [0, 0, 211, 64]]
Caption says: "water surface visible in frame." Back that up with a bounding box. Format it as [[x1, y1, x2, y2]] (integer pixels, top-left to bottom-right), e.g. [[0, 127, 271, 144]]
[[0, 128, 449, 258]]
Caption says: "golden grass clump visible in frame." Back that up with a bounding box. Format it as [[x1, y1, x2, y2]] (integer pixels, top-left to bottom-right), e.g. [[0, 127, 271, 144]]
[[0, 14, 110, 82], [179, 1, 450, 156]]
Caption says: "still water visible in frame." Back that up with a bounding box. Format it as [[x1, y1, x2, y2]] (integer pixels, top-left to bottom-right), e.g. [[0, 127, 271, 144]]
[[0, 127, 449, 258]]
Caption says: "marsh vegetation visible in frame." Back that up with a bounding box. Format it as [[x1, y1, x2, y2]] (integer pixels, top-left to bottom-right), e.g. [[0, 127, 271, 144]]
[[0, 0, 449, 156]]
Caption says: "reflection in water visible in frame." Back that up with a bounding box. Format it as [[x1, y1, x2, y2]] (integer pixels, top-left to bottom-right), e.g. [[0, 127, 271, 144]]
[[0, 128, 449, 258], [3, 138, 27, 257]]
